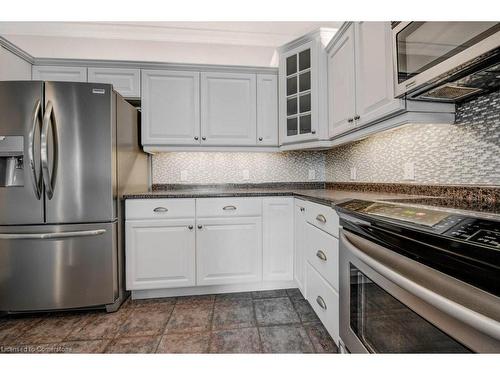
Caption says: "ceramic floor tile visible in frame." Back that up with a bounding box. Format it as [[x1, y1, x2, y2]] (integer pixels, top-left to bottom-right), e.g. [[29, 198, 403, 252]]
[[118, 306, 173, 337], [105, 335, 161, 354], [175, 294, 215, 306], [66, 309, 131, 340], [210, 327, 260, 353], [304, 322, 338, 353], [251, 289, 288, 299], [165, 303, 213, 334], [286, 288, 305, 301], [212, 299, 255, 330], [253, 297, 300, 326], [292, 299, 320, 323], [259, 324, 314, 353], [215, 292, 253, 302], [15, 313, 88, 344], [0, 316, 44, 345], [156, 332, 211, 353]]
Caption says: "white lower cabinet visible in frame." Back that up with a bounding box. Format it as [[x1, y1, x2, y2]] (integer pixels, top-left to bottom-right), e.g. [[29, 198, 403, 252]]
[[294, 199, 307, 295], [306, 263, 340, 344], [196, 216, 262, 285], [262, 197, 294, 281], [125, 219, 196, 290]]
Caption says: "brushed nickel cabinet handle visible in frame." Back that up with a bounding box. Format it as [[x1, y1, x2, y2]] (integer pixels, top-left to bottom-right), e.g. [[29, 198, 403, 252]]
[[316, 250, 327, 261], [300, 207, 305, 212], [153, 207, 168, 213], [316, 214, 327, 223], [316, 296, 327, 310], [223, 205, 237, 211], [354, 115, 360, 120], [347, 118, 354, 123], [311, 130, 316, 134]]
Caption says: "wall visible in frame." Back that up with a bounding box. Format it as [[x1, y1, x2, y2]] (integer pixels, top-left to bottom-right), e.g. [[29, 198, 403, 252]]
[[152, 91, 500, 186], [0, 45, 31, 80], [153, 151, 325, 184], [325, 90, 500, 186]]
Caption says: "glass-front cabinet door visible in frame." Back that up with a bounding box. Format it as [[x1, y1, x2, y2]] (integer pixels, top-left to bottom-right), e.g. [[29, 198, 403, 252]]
[[281, 41, 319, 144]]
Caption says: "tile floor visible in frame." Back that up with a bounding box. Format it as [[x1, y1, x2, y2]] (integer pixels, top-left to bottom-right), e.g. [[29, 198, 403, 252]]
[[0, 288, 338, 354]]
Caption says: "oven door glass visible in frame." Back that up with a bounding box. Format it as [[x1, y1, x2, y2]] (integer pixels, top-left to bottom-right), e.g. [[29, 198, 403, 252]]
[[396, 22, 499, 84], [350, 264, 472, 353]]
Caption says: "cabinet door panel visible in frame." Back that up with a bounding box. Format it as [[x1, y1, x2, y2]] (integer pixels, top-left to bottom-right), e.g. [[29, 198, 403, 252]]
[[355, 22, 404, 126], [328, 25, 356, 137], [32, 66, 87, 82], [201, 72, 257, 146], [126, 219, 196, 290], [142, 70, 200, 145], [263, 198, 294, 281], [294, 200, 307, 295], [196, 217, 262, 285], [88, 67, 140, 98], [257, 74, 278, 146]]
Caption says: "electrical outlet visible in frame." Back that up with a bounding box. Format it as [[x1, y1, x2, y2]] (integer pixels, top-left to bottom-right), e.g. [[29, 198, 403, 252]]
[[350, 167, 357, 181], [180, 170, 189, 182], [308, 169, 316, 180], [403, 162, 415, 180], [242, 169, 250, 181]]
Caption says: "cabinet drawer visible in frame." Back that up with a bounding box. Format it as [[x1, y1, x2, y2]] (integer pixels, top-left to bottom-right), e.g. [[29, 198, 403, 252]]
[[306, 263, 340, 344], [302, 200, 339, 237], [126, 199, 195, 220], [196, 198, 262, 217], [305, 223, 339, 290]]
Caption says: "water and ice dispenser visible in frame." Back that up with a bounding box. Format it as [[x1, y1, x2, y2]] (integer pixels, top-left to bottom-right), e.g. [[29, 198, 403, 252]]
[[0, 136, 24, 187]]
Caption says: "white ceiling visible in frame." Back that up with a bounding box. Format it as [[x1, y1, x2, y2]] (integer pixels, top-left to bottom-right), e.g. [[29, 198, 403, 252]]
[[0, 21, 342, 48]]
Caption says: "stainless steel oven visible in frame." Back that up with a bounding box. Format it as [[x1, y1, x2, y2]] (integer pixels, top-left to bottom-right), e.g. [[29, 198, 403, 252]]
[[393, 21, 500, 101], [337, 202, 500, 353]]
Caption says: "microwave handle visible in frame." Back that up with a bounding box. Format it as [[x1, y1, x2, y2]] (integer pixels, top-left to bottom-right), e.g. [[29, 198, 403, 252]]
[[341, 230, 500, 341]]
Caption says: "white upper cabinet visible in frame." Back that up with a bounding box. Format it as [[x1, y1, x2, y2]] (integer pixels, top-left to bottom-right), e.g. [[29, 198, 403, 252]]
[[354, 22, 405, 126], [88, 67, 140, 98], [328, 22, 405, 138], [278, 29, 336, 146], [262, 197, 294, 281], [142, 70, 200, 146], [0, 46, 31, 80], [32, 65, 87, 82], [257, 74, 278, 146], [328, 25, 356, 137], [201, 72, 257, 146]]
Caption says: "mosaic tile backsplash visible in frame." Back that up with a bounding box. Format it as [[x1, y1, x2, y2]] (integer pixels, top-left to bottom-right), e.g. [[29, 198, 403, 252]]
[[153, 151, 326, 184], [152, 90, 500, 186], [325, 90, 500, 185]]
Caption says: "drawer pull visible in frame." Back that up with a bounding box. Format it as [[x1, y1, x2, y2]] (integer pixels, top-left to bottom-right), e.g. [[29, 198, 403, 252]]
[[222, 205, 237, 211], [197, 225, 203, 230], [316, 214, 327, 223], [316, 296, 327, 310], [300, 207, 305, 212], [188, 225, 194, 230], [153, 207, 168, 213], [316, 250, 327, 261]]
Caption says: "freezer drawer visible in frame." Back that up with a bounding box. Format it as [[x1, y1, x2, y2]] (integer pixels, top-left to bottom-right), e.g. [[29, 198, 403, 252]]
[[0, 222, 117, 312]]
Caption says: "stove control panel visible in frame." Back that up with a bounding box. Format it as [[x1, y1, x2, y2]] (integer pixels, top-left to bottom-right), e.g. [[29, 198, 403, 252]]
[[445, 218, 500, 248]]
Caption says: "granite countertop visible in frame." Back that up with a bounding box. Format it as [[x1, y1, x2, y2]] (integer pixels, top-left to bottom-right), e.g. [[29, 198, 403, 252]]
[[122, 188, 418, 207]]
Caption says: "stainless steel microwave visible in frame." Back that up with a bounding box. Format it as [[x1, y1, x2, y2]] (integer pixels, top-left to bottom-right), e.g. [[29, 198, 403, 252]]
[[392, 22, 500, 102]]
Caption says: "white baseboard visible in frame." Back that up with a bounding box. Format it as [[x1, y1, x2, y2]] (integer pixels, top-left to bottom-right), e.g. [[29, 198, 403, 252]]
[[131, 280, 298, 300]]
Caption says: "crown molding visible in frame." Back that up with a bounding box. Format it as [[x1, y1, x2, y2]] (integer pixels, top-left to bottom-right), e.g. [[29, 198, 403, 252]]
[[0, 36, 34, 63], [277, 27, 339, 53]]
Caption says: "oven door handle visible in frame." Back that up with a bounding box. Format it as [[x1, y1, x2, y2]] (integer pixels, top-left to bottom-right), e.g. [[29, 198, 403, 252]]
[[341, 230, 500, 341]]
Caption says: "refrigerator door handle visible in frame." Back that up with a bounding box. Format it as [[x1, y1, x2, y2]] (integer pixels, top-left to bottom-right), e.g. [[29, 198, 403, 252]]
[[0, 229, 107, 240], [41, 101, 58, 199], [29, 99, 42, 199]]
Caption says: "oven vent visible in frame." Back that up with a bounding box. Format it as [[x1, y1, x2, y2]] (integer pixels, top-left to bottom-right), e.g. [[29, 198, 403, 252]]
[[420, 84, 483, 101]]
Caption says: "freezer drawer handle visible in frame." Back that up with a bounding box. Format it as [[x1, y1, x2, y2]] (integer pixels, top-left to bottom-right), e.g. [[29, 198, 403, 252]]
[[0, 229, 107, 240], [153, 207, 168, 213], [222, 205, 237, 211], [29, 99, 42, 200]]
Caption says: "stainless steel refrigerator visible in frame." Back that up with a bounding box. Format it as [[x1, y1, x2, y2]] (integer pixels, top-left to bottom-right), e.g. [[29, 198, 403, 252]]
[[0, 81, 148, 313]]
